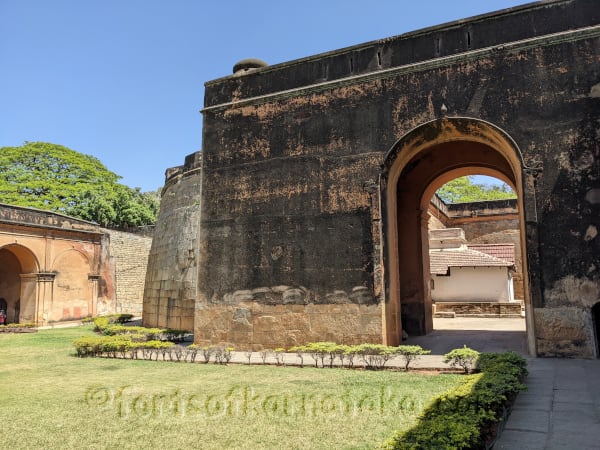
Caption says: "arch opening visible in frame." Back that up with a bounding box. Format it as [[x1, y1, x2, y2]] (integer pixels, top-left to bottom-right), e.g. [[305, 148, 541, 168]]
[[0, 244, 39, 324], [381, 118, 534, 355]]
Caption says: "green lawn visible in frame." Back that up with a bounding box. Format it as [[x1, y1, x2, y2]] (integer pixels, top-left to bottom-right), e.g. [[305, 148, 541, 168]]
[[0, 327, 462, 449]]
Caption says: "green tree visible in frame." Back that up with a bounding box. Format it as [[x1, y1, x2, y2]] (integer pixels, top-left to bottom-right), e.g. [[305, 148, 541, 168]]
[[436, 176, 516, 204], [0, 142, 159, 227]]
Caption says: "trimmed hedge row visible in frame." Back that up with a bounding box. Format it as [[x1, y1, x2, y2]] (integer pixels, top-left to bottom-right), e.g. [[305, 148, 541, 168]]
[[288, 342, 430, 370], [91, 317, 188, 342], [82, 313, 134, 325], [73, 335, 235, 363], [381, 351, 527, 450], [0, 322, 36, 329], [0, 322, 37, 333]]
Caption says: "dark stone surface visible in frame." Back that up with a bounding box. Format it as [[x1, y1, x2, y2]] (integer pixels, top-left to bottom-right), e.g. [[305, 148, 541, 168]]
[[199, 0, 600, 314]]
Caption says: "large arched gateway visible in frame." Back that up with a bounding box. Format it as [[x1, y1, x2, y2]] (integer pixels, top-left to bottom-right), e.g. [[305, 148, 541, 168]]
[[380, 117, 535, 354]]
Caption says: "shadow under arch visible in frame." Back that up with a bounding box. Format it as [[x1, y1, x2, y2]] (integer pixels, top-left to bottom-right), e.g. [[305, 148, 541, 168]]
[[0, 243, 40, 323], [380, 116, 535, 355], [0, 243, 40, 273]]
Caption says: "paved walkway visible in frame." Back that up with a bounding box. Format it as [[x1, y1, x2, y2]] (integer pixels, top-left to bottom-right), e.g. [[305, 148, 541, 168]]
[[494, 357, 600, 450], [404, 317, 527, 355], [405, 318, 600, 448]]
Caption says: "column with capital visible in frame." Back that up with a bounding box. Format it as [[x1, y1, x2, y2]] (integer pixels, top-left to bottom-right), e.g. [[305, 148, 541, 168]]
[[35, 272, 55, 325]]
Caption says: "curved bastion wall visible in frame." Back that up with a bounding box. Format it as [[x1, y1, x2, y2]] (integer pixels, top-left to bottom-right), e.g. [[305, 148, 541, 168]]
[[142, 152, 202, 331]]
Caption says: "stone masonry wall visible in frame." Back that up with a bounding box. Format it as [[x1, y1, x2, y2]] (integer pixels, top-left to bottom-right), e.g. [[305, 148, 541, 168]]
[[104, 229, 152, 316], [143, 152, 202, 331], [195, 301, 382, 351], [194, 0, 600, 355]]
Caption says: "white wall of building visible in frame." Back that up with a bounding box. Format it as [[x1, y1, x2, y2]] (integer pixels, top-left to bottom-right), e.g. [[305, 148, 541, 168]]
[[432, 266, 514, 302]]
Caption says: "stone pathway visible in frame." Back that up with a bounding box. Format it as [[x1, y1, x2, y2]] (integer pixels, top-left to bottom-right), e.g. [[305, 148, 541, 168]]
[[494, 357, 600, 450]]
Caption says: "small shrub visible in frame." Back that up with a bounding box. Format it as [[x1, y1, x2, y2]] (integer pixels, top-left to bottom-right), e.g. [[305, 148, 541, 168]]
[[201, 346, 213, 363], [333, 344, 351, 368], [187, 344, 199, 363], [73, 336, 102, 357], [158, 345, 172, 361], [344, 346, 357, 368], [444, 346, 480, 373], [137, 341, 174, 360], [171, 345, 186, 362], [354, 343, 395, 370], [213, 347, 226, 364], [212, 347, 234, 364], [395, 345, 431, 371], [223, 347, 234, 364], [288, 345, 306, 367], [305, 342, 336, 368], [93, 316, 110, 332], [259, 349, 270, 364], [274, 348, 285, 366], [245, 351, 253, 364]]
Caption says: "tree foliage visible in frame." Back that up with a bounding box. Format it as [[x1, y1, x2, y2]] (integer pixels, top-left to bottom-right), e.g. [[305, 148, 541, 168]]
[[0, 142, 159, 227], [436, 176, 516, 204]]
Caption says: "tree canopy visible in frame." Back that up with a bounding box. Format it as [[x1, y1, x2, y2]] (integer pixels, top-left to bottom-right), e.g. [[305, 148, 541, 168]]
[[0, 142, 159, 228], [436, 176, 516, 204]]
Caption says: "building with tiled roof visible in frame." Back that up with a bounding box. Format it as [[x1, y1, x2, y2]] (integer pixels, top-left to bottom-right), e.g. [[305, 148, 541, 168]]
[[429, 228, 516, 303], [467, 244, 516, 265]]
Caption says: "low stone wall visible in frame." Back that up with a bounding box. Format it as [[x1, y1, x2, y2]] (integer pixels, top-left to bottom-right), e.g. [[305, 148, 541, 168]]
[[194, 303, 382, 351], [435, 302, 522, 317]]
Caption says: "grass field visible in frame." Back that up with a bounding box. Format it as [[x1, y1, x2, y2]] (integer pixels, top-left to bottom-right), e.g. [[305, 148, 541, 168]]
[[0, 326, 462, 449]]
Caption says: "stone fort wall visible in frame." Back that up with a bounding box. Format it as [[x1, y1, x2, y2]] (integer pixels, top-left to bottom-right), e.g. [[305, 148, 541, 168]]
[[148, 0, 600, 356], [142, 152, 202, 331], [104, 228, 153, 316]]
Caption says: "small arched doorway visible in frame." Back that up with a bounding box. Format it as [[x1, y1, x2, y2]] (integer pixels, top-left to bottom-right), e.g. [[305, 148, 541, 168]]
[[380, 117, 535, 355], [0, 244, 39, 324]]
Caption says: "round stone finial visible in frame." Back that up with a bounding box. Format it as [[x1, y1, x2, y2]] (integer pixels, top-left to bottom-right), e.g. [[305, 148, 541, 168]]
[[233, 58, 269, 74]]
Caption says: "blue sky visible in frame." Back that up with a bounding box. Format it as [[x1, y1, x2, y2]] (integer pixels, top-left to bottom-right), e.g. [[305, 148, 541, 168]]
[[1, 0, 526, 191]]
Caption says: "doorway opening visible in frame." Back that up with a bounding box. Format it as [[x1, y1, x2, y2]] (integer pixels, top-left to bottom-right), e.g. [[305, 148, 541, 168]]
[[0, 244, 38, 324], [420, 174, 526, 354], [380, 117, 535, 355]]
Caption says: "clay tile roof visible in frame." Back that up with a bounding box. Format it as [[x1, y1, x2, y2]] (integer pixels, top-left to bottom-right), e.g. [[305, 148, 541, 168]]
[[467, 244, 515, 265], [429, 248, 514, 275]]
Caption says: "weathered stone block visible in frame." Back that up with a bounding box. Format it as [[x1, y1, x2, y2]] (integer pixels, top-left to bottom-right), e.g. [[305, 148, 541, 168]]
[[534, 307, 590, 341]]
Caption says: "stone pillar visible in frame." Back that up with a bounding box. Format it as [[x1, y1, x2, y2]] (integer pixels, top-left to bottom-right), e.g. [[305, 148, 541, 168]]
[[19, 274, 38, 323], [523, 168, 541, 356], [36, 273, 55, 325], [419, 208, 434, 334], [88, 274, 100, 317]]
